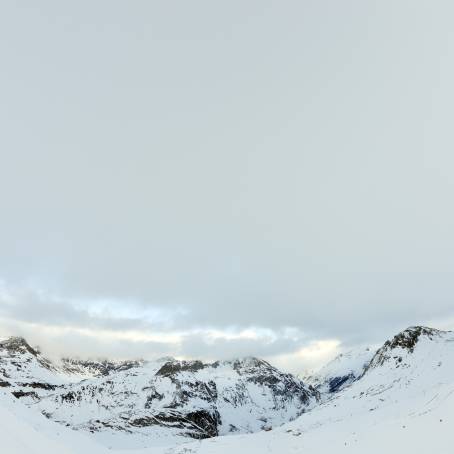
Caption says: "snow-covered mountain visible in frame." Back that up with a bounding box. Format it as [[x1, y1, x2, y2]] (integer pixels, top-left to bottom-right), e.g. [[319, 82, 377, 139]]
[[0, 336, 318, 449], [1, 326, 454, 453], [304, 346, 376, 396]]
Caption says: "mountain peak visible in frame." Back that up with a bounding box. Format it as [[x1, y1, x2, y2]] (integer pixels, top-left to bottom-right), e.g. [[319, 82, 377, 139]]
[[0, 336, 39, 356], [384, 326, 443, 353], [364, 326, 447, 374], [155, 359, 207, 377]]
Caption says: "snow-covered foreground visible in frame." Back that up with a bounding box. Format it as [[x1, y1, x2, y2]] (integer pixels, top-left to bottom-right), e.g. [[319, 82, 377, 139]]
[[1, 326, 453, 453], [151, 390, 453, 454], [0, 391, 108, 453]]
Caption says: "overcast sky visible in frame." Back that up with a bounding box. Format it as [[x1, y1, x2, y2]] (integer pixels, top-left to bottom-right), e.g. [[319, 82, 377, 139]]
[[1, 1, 454, 373]]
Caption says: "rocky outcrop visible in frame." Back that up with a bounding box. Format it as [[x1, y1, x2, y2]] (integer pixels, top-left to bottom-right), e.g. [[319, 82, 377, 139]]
[[156, 360, 207, 377], [129, 409, 221, 439], [364, 326, 444, 373]]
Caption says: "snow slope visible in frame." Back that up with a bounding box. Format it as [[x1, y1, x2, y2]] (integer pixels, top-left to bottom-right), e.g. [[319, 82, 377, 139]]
[[0, 390, 107, 454], [305, 346, 376, 396]]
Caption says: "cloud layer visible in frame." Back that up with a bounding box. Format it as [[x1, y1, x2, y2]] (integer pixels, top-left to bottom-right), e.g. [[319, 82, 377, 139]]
[[0, 281, 339, 373], [1, 2, 454, 373]]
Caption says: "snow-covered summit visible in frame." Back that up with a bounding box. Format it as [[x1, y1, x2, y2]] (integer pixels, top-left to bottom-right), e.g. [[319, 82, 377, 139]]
[[364, 326, 447, 372], [0, 336, 73, 389]]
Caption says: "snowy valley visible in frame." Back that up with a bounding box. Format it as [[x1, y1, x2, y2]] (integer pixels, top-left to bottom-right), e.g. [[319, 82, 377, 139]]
[[1, 326, 453, 453]]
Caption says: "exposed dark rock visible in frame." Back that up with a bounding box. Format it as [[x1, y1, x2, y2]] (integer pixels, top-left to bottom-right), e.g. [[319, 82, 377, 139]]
[[327, 373, 355, 393], [18, 382, 58, 390], [12, 390, 39, 399], [61, 391, 80, 403], [384, 326, 440, 353], [144, 387, 165, 408], [129, 409, 220, 439], [156, 360, 207, 377]]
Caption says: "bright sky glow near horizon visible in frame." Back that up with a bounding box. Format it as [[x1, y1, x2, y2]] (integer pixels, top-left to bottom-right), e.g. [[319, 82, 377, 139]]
[[1, 1, 454, 373]]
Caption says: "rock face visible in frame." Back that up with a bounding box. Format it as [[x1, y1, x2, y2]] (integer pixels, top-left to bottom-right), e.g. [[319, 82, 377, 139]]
[[0, 337, 318, 446]]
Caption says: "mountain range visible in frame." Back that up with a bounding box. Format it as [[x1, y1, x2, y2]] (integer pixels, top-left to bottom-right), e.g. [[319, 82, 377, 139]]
[[1, 325, 453, 453], [0, 335, 318, 449]]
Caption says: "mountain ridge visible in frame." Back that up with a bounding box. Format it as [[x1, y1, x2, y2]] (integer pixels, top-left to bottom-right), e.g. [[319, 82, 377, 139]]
[[0, 335, 319, 448]]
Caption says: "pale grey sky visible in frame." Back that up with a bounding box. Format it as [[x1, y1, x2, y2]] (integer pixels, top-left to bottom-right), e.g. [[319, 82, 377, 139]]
[[1, 1, 454, 373]]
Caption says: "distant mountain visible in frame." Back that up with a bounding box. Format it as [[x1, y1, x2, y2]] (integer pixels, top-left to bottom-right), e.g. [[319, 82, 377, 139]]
[[0, 336, 318, 448], [304, 345, 376, 396]]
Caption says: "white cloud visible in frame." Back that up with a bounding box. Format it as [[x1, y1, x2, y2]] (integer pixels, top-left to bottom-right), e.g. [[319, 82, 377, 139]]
[[0, 1, 454, 373]]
